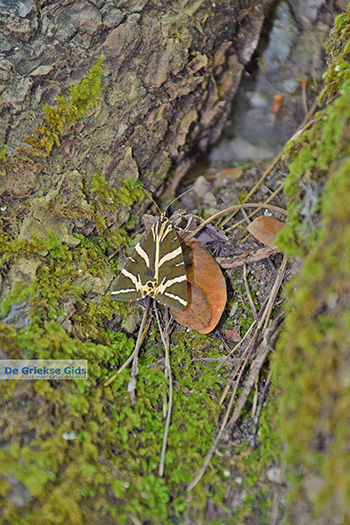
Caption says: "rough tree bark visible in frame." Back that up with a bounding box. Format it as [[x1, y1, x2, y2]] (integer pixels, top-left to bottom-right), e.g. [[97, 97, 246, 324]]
[[1, 0, 272, 195]]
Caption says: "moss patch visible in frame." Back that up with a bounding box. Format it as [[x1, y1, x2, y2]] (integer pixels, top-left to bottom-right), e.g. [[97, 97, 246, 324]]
[[0, 53, 232, 524], [272, 7, 350, 523]]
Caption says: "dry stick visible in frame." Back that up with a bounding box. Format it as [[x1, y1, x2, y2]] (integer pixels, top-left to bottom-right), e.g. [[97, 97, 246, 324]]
[[251, 369, 272, 448], [251, 379, 259, 418], [233, 191, 251, 225], [271, 489, 282, 525], [154, 305, 173, 478], [217, 246, 278, 269], [258, 255, 287, 332], [187, 360, 243, 491], [187, 329, 259, 491], [218, 290, 272, 403], [193, 357, 246, 363], [225, 257, 287, 430], [184, 202, 287, 244], [243, 262, 258, 322], [219, 336, 256, 405], [104, 306, 152, 387], [227, 314, 284, 431], [225, 182, 285, 233], [188, 256, 287, 490], [217, 153, 285, 230], [129, 296, 153, 404], [219, 97, 320, 232], [192, 326, 262, 488], [216, 320, 256, 372]]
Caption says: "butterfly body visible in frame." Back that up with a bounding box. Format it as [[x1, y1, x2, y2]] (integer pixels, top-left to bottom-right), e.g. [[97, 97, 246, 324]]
[[111, 214, 188, 310]]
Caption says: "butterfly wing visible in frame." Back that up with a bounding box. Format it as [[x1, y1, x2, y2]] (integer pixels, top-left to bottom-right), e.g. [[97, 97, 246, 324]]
[[152, 217, 188, 310], [111, 228, 155, 302], [111, 215, 187, 310]]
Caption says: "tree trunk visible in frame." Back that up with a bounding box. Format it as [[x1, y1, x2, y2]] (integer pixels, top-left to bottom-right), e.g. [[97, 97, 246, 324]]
[[1, 0, 271, 194]]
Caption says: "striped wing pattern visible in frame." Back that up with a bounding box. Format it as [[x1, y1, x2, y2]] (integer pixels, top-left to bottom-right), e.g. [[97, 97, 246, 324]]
[[111, 215, 188, 310]]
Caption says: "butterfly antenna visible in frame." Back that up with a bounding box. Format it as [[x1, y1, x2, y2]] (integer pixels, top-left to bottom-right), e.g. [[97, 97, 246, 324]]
[[142, 188, 162, 214], [163, 187, 193, 215]]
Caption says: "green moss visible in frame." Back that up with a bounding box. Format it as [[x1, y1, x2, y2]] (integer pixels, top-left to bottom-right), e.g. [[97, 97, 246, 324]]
[[0, 143, 7, 160], [0, 281, 36, 317], [230, 393, 282, 524], [0, 316, 230, 523], [272, 7, 350, 522], [91, 171, 144, 212], [24, 55, 104, 157], [277, 6, 350, 260], [0, 167, 230, 523]]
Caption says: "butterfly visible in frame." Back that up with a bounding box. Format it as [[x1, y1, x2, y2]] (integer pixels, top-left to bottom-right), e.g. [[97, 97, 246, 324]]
[[111, 213, 188, 310]]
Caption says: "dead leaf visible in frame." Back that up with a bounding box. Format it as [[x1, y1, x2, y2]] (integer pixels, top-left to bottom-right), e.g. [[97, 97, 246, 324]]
[[225, 326, 241, 342], [189, 241, 227, 333], [272, 93, 283, 115], [170, 281, 211, 332], [187, 241, 227, 334], [218, 165, 245, 180], [247, 216, 285, 247]]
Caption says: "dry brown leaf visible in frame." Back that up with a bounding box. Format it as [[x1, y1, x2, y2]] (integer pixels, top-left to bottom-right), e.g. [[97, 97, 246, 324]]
[[225, 326, 241, 342], [218, 165, 245, 180], [188, 241, 226, 333], [247, 215, 285, 247], [272, 93, 284, 115], [171, 241, 227, 333], [170, 281, 211, 332]]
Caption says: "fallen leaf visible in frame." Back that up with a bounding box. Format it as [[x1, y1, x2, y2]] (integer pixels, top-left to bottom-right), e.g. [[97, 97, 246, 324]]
[[218, 165, 245, 180], [247, 216, 285, 247], [225, 325, 241, 342], [170, 281, 211, 332], [272, 93, 283, 115], [177, 241, 227, 333]]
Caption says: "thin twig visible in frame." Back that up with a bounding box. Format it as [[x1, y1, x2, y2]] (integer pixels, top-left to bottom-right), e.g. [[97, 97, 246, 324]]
[[128, 296, 152, 405], [154, 305, 173, 478], [187, 365, 241, 491], [251, 369, 272, 448], [224, 183, 285, 233], [243, 263, 258, 322], [189, 327, 260, 490], [184, 203, 287, 243], [219, 338, 256, 405], [251, 379, 259, 418], [217, 246, 279, 269], [216, 320, 256, 371], [271, 488, 282, 525], [258, 255, 287, 331], [227, 314, 284, 430], [193, 357, 244, 362], [104, 313, 152, 387]]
